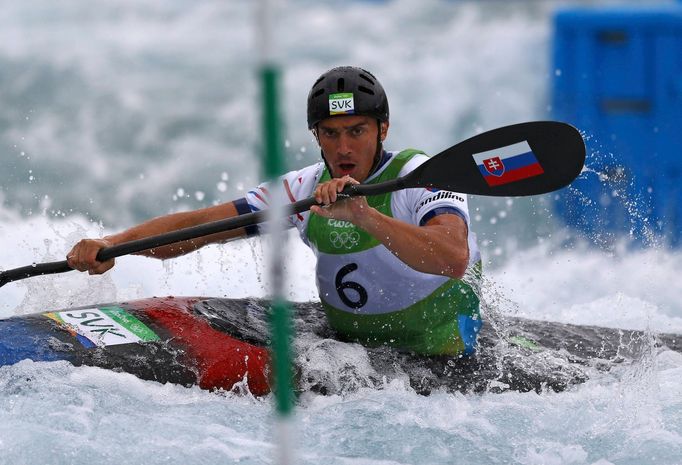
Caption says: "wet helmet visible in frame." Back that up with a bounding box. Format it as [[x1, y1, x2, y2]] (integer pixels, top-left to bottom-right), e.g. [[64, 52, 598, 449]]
[[307, 66, 389, 129]]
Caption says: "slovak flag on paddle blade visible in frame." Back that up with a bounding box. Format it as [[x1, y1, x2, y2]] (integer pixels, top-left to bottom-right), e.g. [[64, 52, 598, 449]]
[[472, 141, 544, 187]]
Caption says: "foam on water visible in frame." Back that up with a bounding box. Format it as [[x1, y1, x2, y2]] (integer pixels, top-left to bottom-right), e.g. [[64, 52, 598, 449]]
[[0, 360, 274, 464], [489, 243, 682, 333], [2, 349, 682, 464]]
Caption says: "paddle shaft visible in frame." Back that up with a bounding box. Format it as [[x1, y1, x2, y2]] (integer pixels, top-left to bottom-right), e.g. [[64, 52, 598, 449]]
[[0, 121, 585, 288], [0, 179, 405, 287]]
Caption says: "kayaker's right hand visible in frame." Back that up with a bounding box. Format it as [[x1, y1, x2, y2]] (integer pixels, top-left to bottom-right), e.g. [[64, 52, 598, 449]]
[[310, 175, 370, 224], [66, 238, 116, 275]]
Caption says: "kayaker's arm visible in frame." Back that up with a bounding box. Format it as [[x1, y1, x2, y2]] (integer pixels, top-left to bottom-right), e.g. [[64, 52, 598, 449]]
[[67, 201, 248, 274], [107, 202, 249, 258], [356, 210, 469, 279], [310, 176, 469, 279]]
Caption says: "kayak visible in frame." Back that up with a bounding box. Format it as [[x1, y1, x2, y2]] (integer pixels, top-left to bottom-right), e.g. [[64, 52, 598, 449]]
[[0, 297, 270, 395], [1, 296, 679, 395]]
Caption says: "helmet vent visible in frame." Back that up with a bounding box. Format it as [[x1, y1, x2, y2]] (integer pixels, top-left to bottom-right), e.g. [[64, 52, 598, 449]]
[[313, 76, 325, 87], [359, 73, 375, 85], [337, 78, 345, 92], [312, 89, 325, 98], [358, 85, 375, 95]]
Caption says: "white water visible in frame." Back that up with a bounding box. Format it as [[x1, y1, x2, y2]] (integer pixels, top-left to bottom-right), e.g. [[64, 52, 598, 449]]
[[2, 1, 682, 464]]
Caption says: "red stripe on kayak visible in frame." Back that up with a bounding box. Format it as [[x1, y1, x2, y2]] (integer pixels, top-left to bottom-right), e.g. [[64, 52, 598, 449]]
[[143, 299, 270, 395]]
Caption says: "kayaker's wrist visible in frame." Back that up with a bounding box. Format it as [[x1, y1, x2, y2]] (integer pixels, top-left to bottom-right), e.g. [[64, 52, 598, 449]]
[[353, 205, 383, 233], [102, 234, 127, 247]]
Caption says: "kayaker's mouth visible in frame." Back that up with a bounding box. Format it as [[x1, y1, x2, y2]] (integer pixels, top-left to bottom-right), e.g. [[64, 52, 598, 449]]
[[336, 162, 356, 176]]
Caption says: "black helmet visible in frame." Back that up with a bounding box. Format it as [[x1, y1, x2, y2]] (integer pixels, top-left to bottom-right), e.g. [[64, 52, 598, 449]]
[[307, 66, 389, 129]]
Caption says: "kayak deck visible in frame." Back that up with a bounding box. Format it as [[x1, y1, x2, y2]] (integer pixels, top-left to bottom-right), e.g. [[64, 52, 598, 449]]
[[1, 297, 677, 396]]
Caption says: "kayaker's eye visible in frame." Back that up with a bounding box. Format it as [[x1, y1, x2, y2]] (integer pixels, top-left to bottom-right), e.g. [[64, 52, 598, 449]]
[[350, 126, 366, 137], [320, 128, 339, 139]]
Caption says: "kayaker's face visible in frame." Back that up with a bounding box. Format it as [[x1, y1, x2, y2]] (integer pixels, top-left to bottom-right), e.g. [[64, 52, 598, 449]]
[[315, 115, 389, 182]]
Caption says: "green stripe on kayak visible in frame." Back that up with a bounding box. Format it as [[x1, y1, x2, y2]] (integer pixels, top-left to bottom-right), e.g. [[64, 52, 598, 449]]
[[100, 306, 160, 342]]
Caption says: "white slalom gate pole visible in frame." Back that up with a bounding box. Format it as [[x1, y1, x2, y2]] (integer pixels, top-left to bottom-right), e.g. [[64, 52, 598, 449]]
[[256, 1, 296, 464]]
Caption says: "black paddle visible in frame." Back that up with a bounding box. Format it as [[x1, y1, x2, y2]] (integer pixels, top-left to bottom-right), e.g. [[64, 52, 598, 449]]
[[0, 121, 585, 288]]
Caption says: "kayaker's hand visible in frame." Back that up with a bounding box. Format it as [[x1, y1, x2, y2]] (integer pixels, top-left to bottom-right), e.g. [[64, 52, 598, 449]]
[[66, 238, 116, 275], [310, 175, 370, 223]]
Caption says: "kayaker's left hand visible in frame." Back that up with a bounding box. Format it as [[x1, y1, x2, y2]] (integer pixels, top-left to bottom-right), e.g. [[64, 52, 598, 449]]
[[66, 238, 116, 275], [310, 175, 371, 223]]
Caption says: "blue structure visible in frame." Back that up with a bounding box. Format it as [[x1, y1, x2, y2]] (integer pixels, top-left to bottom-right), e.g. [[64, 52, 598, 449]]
[[552, 5, 682, 247]]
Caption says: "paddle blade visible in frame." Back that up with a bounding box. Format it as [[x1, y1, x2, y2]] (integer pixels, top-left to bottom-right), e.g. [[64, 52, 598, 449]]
[[406, 121, 585, 196]]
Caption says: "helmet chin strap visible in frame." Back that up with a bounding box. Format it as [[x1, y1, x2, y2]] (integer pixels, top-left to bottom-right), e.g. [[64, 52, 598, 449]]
[[367, 118, 384, 177], [312, 128, 335, 177]]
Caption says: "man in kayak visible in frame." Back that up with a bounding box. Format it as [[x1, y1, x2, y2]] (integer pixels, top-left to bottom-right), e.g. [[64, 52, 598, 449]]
[[67, 66, 482, 356]]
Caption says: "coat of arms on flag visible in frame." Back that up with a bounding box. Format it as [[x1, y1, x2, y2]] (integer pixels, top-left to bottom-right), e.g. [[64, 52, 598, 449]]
[[483, 157, 505, 177]]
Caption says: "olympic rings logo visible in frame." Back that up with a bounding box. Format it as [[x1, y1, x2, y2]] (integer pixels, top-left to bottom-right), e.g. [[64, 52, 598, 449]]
[[329, 231, 360, 249]]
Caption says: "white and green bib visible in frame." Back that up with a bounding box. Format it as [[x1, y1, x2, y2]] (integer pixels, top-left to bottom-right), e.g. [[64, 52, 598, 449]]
[[305, 150, 482, 355]]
